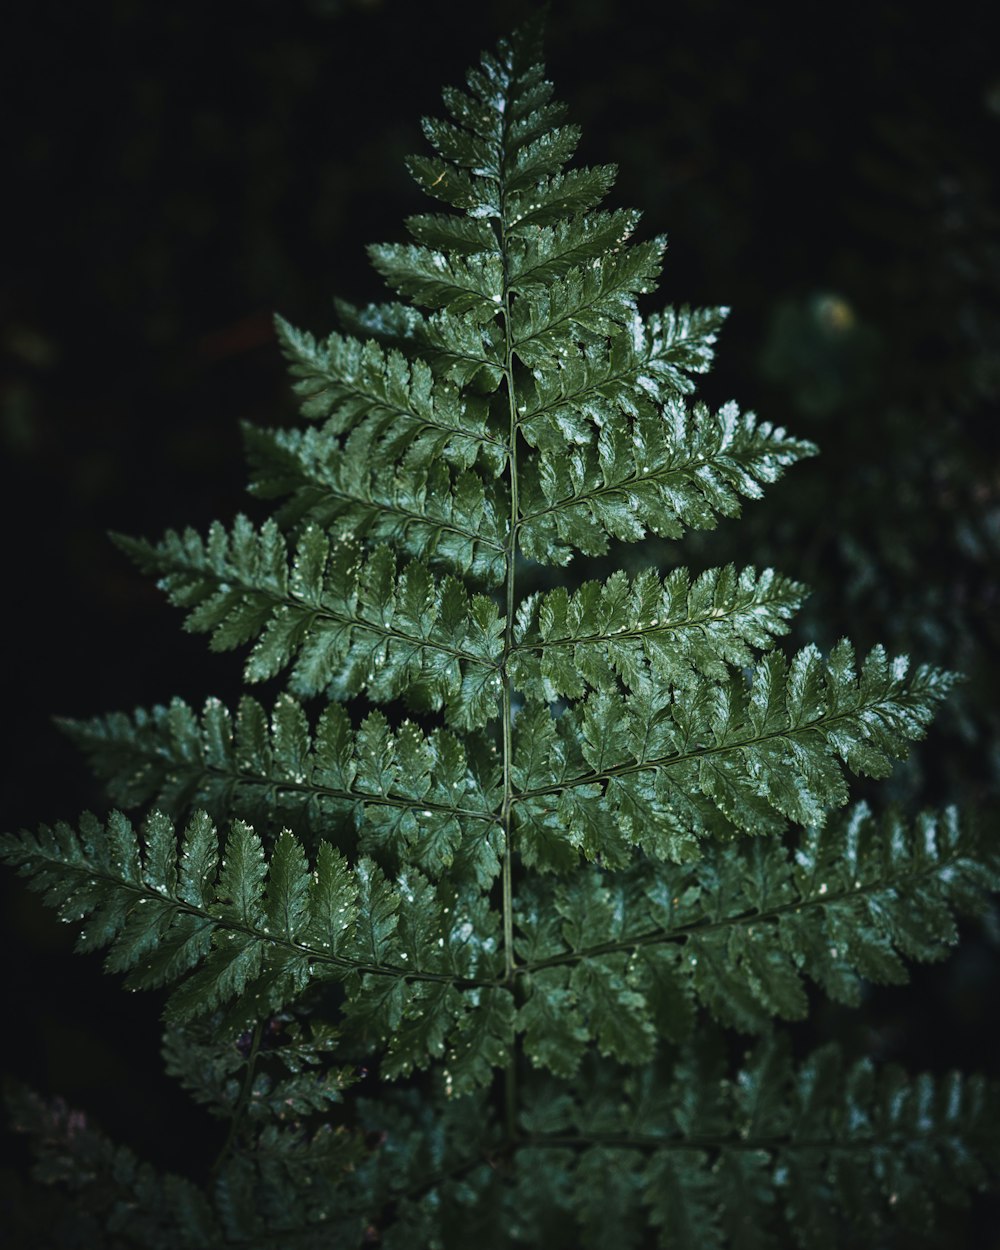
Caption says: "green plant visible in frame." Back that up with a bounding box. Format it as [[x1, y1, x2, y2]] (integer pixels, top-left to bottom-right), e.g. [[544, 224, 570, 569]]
[[3, 23, 998, 1248]]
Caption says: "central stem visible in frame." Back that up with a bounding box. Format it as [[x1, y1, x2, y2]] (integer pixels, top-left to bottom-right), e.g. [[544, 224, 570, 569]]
[[498, 71, 520, 1144], [500, 314, 518, 988], [499, 317, 518, 1140]]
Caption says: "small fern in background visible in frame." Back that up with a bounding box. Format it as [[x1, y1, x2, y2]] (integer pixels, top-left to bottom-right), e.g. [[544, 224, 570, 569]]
[[3, 22, 997, 1248]]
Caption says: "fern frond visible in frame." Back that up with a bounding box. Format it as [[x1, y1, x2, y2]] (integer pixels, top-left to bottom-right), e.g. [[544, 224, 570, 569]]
[[405, 213, 498, 253], [14, 1033, 994, 1249], [506, 208, 642, 287], [377, 24, 670, 387], [7, 1084, 224, 1249], [518, 400, 817, 562], [510, 564, 806, 701], [513, 805, 998, 1064], [22, 800, 987, 1094], [161, 1016, 352, 1124], [59, 695, 503, 884], [402, 29, 582, 226], [274, 316, 507, 475], [368, 234, 666, 363], [509, 239, 667, 368], [514, 643, 956, 866], [9, 1037, 363, 1246], [115, 520, 504, 729], [515, 1036, 1000, 1249], [646, 304, 731, 379], [0, 812, 509, 1087], [517, 305, 729, 449], [333, 297, 505, 389], [348, 1085, 508, 1244], [506, 164, 620, 230], [367, 243, 505, 319], [6, 22, 994, 1247], [243, 423, 507, 585]]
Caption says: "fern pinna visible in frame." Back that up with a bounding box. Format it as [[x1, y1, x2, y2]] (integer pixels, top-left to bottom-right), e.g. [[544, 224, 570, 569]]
[[3, 23, 997, 1249]]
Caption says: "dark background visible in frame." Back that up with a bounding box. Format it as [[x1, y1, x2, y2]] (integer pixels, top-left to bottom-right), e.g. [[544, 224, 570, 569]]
[[2, 0, 998, 1239]]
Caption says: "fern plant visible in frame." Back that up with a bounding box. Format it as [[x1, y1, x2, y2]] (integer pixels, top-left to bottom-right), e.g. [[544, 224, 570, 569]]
[[4, 23, 998, 1249]]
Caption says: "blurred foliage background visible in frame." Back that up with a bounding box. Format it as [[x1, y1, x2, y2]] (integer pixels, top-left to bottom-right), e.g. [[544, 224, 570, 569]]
[[2, 0, 998, 1239]]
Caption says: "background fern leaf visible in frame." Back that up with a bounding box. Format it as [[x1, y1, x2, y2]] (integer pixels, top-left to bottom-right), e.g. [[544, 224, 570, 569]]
[[513, 1037, 1000, 1249]]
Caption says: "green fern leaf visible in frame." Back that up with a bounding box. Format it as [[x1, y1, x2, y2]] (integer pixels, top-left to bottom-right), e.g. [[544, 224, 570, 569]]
[[514, 645, 955, 867], [243, 423, 507, 585], [510, 564, 805, 699], [516, 304, 728, 451], [115, 522, 504, 728], [60, 694, 503, 884], [518, 400, 817, 562], [274, 316, 506, 474], [1, 812, 509, 1081], [509, 238, 667, 368], [333, 296, 505, 389], [4, 22, 996, 1247], [6, 1085, 224, 1249], [511, 805, 998, 1064], [511, 1036, 999, 1249]]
